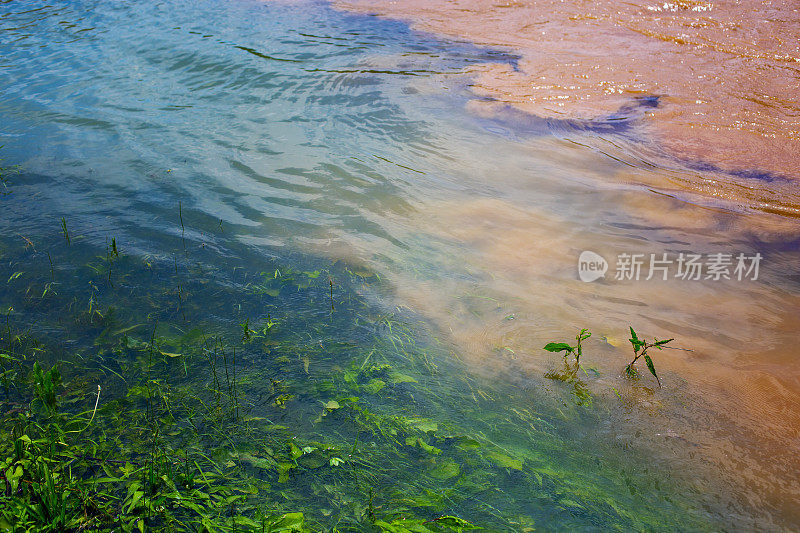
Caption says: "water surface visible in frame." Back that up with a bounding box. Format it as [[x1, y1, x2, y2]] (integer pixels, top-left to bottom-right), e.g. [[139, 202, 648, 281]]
[[1, 0, 800, 529]]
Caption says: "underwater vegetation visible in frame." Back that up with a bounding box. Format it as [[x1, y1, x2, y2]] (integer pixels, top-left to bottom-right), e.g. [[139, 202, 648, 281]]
[[0, 226, 489, 532], [0, 150, 18, 196], [0, 173, 713, 532]]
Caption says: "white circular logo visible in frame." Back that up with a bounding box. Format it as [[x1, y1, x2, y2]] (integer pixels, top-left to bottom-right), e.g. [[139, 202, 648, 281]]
[[578, 251, 607, 282]]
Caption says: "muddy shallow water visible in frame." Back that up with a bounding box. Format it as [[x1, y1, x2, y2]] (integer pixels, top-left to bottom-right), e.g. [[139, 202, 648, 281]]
[[330, 0, 800, 526]]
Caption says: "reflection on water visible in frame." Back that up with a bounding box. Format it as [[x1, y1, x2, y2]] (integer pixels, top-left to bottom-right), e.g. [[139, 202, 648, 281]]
[[1, 0, 800, 529], [336, 0, 800, 216]]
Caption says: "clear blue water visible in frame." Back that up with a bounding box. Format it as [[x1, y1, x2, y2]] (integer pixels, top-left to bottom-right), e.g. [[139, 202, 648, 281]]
[[2, 0, 800, 530], [0, 0, 516, 244]]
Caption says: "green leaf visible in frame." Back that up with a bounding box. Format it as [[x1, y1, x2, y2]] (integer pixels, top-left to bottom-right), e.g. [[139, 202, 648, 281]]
[[543, 343, 572, 353], [288, 443, 303, 460], [409, 418, 438, 433], [643, 354, 661, 387], [388, 372, 417, 384], [430, 459, 460, 480], [654, 338, 674, 346], [486, 451, 523, 470], [126, 490, 144, 514], [363, 378, 385, 394], [277, 462, 294, 483], [451, 435, 481, 450], [119, 461, 136, 478], [628, 327, 643, 353], [433, 515, 482, 531], [297, 450, 327, 469], [418, 440, 441, 456], [235, 516, 263, 529], [405, 437, 441, 455], [267, 512, 304, 531]]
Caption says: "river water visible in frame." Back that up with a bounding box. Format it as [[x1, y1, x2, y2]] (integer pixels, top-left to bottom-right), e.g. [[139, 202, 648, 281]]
[[1, 0, 799, 529]]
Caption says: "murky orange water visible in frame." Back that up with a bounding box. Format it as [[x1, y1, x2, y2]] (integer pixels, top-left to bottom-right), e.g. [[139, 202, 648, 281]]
[[337, 0, 800, 215], [315, 129, 800, 526], [325, 1, 800, 526]]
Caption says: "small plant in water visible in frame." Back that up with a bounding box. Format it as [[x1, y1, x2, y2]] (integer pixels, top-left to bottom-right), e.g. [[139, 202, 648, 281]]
[[625, 327, 672, 387], [60, 217, 70, 245], [241, 317, 252, 343], [543, 328, 591, 365], [543, 329, 594, 405]]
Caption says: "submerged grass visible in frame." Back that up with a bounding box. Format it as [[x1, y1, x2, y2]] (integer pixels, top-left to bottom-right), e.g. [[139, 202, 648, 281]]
[[0, 205, 717, 531], [0, 229, 494, 531], [0, 150, 18, 195]]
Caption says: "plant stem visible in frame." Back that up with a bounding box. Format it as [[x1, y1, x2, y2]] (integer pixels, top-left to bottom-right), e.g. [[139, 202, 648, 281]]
[[47, 251, 55, 280], [60, 217, 70, 246]]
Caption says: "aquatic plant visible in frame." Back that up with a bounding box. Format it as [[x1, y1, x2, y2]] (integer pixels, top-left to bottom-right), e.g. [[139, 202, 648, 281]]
[[0, 357, 311, 532], [624, 327, 672, 387], [60, 217, 70, 246], [543, 328, 591, 365], [0, 147, 18, 195], [542, 330, 595, 405], [0, 228, 491, 531], [0, 216, 713, 531]]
